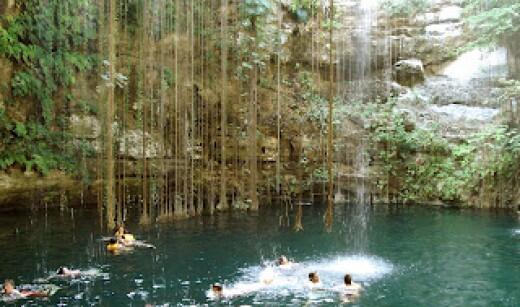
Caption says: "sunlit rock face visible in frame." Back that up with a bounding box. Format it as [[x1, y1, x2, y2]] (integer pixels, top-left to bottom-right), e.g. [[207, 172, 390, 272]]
[[409, 48, 509, 107], [69, 115, 101, 139], [440, 48, 509, 82], [118, 130, 160, 159], [386, 1, 465, 66], [0, 0, 15, 15], [391, 45, 507, 142]]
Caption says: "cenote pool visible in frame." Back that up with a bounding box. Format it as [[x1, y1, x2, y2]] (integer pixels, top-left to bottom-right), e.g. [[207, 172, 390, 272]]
[[0, 204, 519, 306]]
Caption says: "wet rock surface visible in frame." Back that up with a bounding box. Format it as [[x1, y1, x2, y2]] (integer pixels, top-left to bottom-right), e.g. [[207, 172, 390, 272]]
[[393, 59, 425, 86]]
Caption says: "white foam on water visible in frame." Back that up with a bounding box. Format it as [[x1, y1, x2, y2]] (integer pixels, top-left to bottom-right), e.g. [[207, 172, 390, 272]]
[[513, 229, 520, 235], [126, 290, 149, 300], [207, 254, 393, 301], [44, 267, 109, 283]]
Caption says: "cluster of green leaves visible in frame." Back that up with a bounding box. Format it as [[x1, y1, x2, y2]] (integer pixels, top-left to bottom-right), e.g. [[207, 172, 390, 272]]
[[0, 108, 94, 176], [296, 71, 327, 121], [496, 79, 520, 106], [288, 0, 320, 23], [463, 0, 520, 49], [0, 0, 96, 125], [235, 0, 273, 80], [379, 0, 430, 17]]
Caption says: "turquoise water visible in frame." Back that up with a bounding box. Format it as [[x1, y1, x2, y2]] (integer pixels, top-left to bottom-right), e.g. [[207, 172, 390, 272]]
[[0, 204, 519, 306]]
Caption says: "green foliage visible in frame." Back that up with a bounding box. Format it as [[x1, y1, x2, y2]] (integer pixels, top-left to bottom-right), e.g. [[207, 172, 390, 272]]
[[289, 0, 320, 23], [0, 0, 96, 126], [463, 0, 520, 49], [243, 0, 272, 18], [0, 108, 94, 176], [379, 0, 430, 17], [235, 0, 274, 81]]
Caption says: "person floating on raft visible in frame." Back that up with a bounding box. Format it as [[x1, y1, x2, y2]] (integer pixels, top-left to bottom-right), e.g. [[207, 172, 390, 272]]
[[115, 225, 136, 246], [1, 279, 59, 301], [110, 224, 155, 249]]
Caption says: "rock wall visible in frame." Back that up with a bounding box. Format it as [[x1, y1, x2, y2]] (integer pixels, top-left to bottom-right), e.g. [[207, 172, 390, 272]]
[[0, 0, 518, 211]]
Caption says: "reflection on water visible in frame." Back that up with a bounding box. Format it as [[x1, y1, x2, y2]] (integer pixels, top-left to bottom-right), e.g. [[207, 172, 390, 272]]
[[0, 205, 518, 306]]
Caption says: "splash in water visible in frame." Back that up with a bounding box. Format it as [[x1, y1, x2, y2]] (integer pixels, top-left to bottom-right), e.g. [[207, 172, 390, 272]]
[[207, 254, 392, 302]]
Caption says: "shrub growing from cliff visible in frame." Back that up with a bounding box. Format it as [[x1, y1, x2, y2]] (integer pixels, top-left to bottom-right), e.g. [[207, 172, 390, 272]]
[[359, 99, 520, 207], [463, 0, 520, 76], [464, 0, 520, 47]]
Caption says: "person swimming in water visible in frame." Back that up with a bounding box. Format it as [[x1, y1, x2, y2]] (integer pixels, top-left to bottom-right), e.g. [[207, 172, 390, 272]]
[[114, 224, 125, 237], [115, 225, 136, 246], [309, 272, 320, 284], [1, 279, 50, 299], [337, 274, 363, 302], [277, 255, 297, 269], [56, 267, 81, 278], [306, 271, 323, 290], [1, 279, 22, 299], [211, 283, 223, 298]]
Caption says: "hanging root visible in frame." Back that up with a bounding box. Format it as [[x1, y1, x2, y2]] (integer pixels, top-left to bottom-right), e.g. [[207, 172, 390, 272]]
[[293, 204, 303, 232], [324, 198, 334, 232]]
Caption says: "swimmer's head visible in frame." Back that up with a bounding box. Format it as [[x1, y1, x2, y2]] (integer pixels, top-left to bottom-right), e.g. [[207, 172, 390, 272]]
[[3, 279, 15, 294], [109, 238, 117, 245], [309, 272, 320, 283], [344, 274, 352, 285], [57, 267, 67, 275], [212, 283, 223, 296], [114, 225, 125, 236], [278, 255, 288, 266]]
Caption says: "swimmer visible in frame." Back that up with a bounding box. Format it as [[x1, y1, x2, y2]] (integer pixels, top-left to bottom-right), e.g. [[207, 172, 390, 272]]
[[106, 238, 121, 252], [307, 272, 322, 289], [343, 274, 362, 293], [1, 279, 50, 299], [309, 272, 320, 283], [114, 225, 125, 238], [337, 274, 363, 302], [277, 255, 297, 269], [1, 279, 22, 299], [211, 283, 223, 298], [56, 267, 81, 278], [115, 225, 136, 246]]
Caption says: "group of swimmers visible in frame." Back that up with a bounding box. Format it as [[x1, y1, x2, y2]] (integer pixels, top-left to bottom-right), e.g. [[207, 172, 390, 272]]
[[1, 224, 144, 301], [210, 255, 363, 302], [3, 229, 363, 303]]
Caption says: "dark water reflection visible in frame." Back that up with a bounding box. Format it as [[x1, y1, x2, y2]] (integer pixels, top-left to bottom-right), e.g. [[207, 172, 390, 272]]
[[0, 204, 519, 306]]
